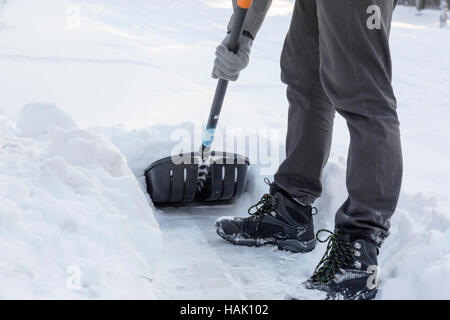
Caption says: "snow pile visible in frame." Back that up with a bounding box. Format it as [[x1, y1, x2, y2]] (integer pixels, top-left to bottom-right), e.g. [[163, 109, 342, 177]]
[[17, 103, 76, 138], [0, 103, 162, 299], [381, 194, 450, 299], [94, 122, 197, 179], [0, 113, 18, 136]]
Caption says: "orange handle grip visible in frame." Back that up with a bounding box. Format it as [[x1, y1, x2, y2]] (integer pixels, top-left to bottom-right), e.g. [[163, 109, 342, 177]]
[[237, 0, 253, 9]]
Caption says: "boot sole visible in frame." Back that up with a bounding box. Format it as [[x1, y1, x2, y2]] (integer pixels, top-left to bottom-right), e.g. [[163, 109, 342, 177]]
[[354, 289, 378, 301], [290, 289, 377, 301], [302, 281, 378, 301], [216, 229, 316, 253], [326, 289, 378, 300]]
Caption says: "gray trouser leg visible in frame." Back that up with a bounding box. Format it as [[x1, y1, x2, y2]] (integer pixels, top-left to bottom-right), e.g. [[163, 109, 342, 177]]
[[275, 0, 403, 246], [274, 0, 335, 206]]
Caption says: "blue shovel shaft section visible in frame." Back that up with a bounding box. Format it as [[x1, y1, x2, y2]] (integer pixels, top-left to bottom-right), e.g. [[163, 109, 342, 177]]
[[200, 6, 249, 160]]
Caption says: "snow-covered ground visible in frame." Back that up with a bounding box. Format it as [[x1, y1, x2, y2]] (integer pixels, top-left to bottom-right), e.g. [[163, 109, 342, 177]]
[[0, 103, 162, 299], [0, 0, 449, 299]]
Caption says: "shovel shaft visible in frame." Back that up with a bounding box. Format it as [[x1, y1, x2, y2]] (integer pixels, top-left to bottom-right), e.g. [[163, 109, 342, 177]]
[[201, 2, 252, 160]]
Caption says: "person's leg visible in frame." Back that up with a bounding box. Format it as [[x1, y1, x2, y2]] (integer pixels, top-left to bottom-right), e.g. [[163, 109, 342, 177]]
[[316, 0, 403, 246], [215, 0, 333, 253], [274, 0, 335, 206]]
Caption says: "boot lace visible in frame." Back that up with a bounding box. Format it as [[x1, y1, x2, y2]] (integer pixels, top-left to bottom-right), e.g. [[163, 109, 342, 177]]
[[311, 230, 354, 284], [247, 180, 278, 230]]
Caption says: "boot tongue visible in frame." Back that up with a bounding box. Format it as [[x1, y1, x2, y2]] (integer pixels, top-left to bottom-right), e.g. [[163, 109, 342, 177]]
[[269, 183, 299, 204], [269, 182, 283, 196], [336, 231, 369, 245], [336, 232, 352, 243]]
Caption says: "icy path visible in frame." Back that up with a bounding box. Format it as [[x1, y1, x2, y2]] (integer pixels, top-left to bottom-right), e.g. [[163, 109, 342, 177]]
[[152, 204, 321, 300]]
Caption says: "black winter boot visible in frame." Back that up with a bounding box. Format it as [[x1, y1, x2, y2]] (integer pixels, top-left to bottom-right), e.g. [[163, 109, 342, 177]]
[[304, 230, 380, 300], [215, 181, 316, 253]]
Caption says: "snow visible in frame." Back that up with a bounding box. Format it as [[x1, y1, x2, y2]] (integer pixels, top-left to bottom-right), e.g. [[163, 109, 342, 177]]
[[17, 103, 76, 138], [0, 0, 449, 299], [0, 104, 162, 299]]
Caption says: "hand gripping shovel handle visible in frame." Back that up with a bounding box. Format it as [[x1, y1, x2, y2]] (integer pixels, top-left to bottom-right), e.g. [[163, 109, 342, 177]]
[[201, 0, 253, 161]]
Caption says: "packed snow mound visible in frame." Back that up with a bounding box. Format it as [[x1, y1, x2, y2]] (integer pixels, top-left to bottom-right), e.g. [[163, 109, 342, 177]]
[[94, 122, 197, 178], [0, 114, 18, 136], [48, 126, 130, 178], [380, 193, 450, 299], [0, 105, 162, 299], [17, 103, 76, 138]]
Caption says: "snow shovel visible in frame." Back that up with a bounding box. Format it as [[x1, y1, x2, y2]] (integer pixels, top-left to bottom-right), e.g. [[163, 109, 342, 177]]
[[145, 0, 253, 205]]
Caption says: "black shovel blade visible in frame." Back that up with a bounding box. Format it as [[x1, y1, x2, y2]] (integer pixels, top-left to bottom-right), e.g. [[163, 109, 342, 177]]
[[144, 152, 249, 205]]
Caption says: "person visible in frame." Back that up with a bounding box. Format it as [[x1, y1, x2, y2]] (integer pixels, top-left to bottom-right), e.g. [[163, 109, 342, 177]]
[[213, 0, 402, 300]]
